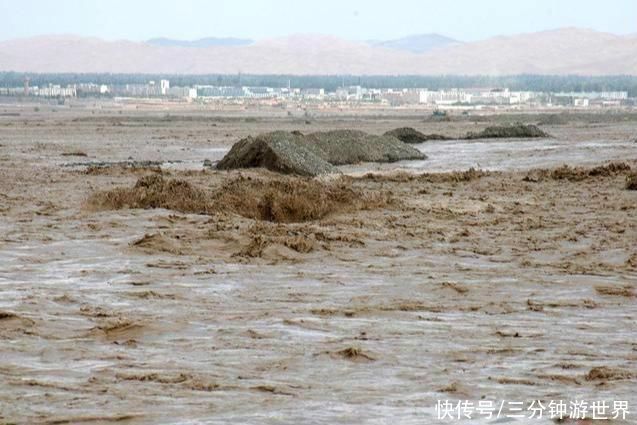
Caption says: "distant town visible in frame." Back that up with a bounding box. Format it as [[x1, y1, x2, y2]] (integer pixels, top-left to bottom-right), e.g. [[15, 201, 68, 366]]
[[0, 77, 632, 109]]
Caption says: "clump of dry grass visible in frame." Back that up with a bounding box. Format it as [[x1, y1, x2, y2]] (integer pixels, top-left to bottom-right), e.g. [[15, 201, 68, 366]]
[[627, 173, 637, 190], [88, 174, 392, 223]]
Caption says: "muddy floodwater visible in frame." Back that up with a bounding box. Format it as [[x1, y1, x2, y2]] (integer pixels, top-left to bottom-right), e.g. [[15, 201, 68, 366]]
[[0, 107, 636, 424]]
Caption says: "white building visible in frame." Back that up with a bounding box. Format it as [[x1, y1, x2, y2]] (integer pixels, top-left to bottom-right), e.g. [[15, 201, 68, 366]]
[[35, 85, 76, 97], [301, 88, 325, 99], [160, 80, 170, 95], [420, 89, 472, 105], [574, 98, 590, 107], [167, 86, 198, 99]]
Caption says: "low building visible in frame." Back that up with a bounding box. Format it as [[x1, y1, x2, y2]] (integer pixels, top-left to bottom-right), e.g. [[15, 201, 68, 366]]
[[574, 98, 590, 107], [167, 86, 197, 99], [35, 84, 76, 97]]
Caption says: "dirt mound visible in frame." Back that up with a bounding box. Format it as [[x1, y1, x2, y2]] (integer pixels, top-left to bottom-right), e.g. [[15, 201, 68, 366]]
[[465, 124, 550, 139], [88, 174, 393, 224], [384, 127, 450, 143], [216, 131, 335, 177], [217, 130, 425, 175], [304, 130, 425, 165]]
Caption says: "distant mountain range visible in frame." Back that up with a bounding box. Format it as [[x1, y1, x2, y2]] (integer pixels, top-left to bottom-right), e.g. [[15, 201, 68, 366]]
[[1, 28, 636, 75], [367, 33, 460, 53], [145, 34, 458, 53], [147, 37, 254, 48]]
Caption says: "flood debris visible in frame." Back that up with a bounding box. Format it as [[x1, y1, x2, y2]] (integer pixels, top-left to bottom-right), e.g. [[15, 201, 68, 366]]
[[358, 167, 490, 183], [0, 311, 18, 320], [217, 130, 425, 176], [88, 174, 213, 214], [465, 123, 550, 139], [585, 366, 635, 381], [384, 127, 450, 143], [88, 173, 393, 223], [440, 281, 469, 294], [213, 175, 392, 223], [65, 160, 171, 171], [594, 285, 635, 298], [131, 232, 185, 255], [61, 151, 88, 157], [524, 162, 632, 182], [627, 172, 637, 190], [332, 347, 376, 362]]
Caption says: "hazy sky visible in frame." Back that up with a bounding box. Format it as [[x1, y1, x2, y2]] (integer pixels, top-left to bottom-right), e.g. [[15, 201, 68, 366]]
[[1, 0, 635, 42]]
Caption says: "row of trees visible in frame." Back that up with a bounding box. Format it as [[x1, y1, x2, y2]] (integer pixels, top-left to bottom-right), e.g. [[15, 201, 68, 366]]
[[2, 72, 637, 96]]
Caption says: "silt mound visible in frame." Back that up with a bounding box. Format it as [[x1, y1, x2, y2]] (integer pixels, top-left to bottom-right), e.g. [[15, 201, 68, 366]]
[[217, 130, 425, 175], [384, 127, 450, 144], [465, 124, 549, 140]]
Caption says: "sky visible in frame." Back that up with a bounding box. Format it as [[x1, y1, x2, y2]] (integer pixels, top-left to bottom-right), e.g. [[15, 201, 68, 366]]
[[0, 0, 635, 42]]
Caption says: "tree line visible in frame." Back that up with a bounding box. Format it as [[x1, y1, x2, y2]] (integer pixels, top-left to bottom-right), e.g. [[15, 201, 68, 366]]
[[1, 72, 636, 96]]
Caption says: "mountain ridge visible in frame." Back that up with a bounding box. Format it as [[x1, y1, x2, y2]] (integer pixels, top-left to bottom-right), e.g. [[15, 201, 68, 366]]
[[147, 37, 254, 48], [1, 28, 635, 75], [368, 33, 460, 53]]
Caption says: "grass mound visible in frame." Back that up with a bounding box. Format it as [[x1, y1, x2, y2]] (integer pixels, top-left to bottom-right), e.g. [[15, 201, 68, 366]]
[[627, 173, 637, 190], [88, 174, 392, 223]]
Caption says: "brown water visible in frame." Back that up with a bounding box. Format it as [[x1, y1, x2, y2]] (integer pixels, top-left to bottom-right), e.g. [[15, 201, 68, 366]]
[[0, 108, 636, 424]]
